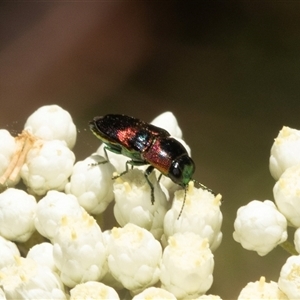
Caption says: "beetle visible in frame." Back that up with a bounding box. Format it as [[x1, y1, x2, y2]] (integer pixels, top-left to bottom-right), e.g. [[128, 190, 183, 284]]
[[89, 114, 213, 216]]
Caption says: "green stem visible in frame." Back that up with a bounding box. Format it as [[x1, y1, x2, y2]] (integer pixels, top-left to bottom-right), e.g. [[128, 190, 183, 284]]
[[280, 240, 298, 255]]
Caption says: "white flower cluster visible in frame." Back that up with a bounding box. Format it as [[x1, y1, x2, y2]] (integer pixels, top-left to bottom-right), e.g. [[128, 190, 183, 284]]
[[0, 106, 223, 299], [233, 125, 300, 299]]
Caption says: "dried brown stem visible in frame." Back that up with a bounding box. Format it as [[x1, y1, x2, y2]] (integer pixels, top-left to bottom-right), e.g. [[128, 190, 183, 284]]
[[0, 131, 36, 186]]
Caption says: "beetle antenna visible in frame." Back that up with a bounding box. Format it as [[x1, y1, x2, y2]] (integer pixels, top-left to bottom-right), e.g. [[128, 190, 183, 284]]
[[177, 185, 188, 219], [177, 181, 215, 219], [193, 179, 215, 195]]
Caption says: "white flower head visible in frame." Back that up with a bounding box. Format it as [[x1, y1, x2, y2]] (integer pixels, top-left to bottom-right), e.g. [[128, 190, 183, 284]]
[[132, 287, 176, 300], [53, 211, 107, 288], [24, 104, 77, 149], [26, 242, 57, 272], [273, 164, 300, 227], [113, 168, 169, 239], [34, 190, 83, 240], [65, 154, 115, 215], [150, 111, 182, 139], [21, 139, 75, 195], [70, 281, 120, 300], [0, 288, 5, 300], [0, 130, 17, 184], [0, 188, 37, 242], [294, 228, 300, 254], [163, 182, 222, 251], [269, 126, 300, 180], [278, 255, 300, 299], [238, 276, 288, 300], [0, 256, 65, 300], [160, 232, 214, 300], [100, 231, 124, 291], [233, 200, 287, 256], [107, 223, 162, 294], [0, 236, 20, 269], [195, 295, 223, 300]]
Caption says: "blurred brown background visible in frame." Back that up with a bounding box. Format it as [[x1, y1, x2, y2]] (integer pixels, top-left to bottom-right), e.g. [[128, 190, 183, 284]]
[[1, 2, 300, 298]]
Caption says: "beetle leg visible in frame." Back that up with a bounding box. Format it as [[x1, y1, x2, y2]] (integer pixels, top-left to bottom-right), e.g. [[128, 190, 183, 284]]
[[157, 173, 163, 183], [112, 160, 131, 179], [144, 165, 155, 205], [111, 160, 155, 205], [89, 147, 110, 167], [112, 159, 145, 179], [103, 147, 110, 162]]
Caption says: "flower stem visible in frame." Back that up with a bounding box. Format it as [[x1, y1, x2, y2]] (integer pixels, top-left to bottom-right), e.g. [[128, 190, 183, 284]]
[[280, 240, 298, 255]]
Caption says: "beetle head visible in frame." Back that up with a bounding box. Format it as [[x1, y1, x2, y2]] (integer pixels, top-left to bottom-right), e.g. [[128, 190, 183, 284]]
[[168, 154, 195, 187]]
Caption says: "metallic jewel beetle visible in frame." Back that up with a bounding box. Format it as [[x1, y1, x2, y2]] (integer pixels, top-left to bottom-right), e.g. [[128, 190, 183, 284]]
[[89, 114, 212, 217]]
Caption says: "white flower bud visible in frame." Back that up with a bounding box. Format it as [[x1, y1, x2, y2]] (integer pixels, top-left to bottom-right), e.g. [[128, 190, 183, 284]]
[[0, 288, 5, 300], [151, 111, 182, 138], [0, 188, 36, 242], [70, 281, 120, 300], [107, 223, 162, 294], [294, 228, 300, 254], [195, 295, 223, 300], [278, 255, 300, 299], [21, 139, 75, 195], [113, 169, 169, 239], [18, 288, 67, 300], [52, 211, 107, 288], [65, 154, 115, 215], [0, 130, 16, 181], [273, 164, 300, 227], [100, 231, 124, 291], [26, 242, 57, 272], [0, 236, 20, 269], [0, 256, 66, 300], [34, 190, 83, 240], [233, 200, 287, 256], [238, 276, 288, 300], [132, 287, 176, 300], [269, 126, 300, 180], [160, 233, 214, 299], [163, 182, 222, 251], [24, 104, 77, 149]]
